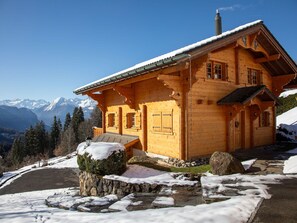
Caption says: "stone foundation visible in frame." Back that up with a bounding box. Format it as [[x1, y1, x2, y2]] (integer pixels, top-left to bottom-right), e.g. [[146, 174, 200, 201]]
[[79, 171, 200, 197]]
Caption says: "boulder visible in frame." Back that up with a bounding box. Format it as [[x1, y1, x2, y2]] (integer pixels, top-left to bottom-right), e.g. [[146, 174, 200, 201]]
[[210, 151, 245, 175], [0, 166, 3, 178], [77, 142, 126, 176]]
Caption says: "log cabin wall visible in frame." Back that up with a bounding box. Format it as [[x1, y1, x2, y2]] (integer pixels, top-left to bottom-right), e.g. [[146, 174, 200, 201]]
[[186, 46, 275, 158], [104, 78, 181, 158]]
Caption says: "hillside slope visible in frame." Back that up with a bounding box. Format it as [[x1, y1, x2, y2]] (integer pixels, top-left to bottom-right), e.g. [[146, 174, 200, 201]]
[[0, 106, 39, 132]]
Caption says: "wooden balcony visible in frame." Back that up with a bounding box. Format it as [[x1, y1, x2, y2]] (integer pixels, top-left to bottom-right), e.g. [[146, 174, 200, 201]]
[[93, 127, 103, 137]]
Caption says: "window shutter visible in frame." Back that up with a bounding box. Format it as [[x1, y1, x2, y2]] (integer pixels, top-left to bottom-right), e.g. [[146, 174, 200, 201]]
[[135, 112, 141, 129], [162, 111, 173, 133], [124, 113, 128, 129], [152, 112, 161, 132], [259, 71, 263, 85], [114, 112, 119, 128]]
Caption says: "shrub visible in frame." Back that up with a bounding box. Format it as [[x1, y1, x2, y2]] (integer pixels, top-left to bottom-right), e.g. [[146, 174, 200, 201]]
[[77, 150, 126, 176]]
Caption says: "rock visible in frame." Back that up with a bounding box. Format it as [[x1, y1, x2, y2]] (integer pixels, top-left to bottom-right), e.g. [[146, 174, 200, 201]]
[[0, 166, 3, 177], [77, 149, 126, 176], [210, 151, 245, 175]]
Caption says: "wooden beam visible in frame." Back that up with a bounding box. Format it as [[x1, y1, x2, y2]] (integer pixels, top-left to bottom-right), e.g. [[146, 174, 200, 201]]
[[142, 105, 147, 152], [210, 42, 238, 53], [113, 86, 135, 109], [157, 74, 183, 106], [254, 54, 280, 63], [236, 33, 269, 58], [272, 74, 296, 96], [86, 92, 106, 112], [234, 47, 240, 85], [86, 62, 189, 94]]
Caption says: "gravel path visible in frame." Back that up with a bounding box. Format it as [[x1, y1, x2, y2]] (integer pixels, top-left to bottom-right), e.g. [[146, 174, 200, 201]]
[[0, 168, 79, 195]]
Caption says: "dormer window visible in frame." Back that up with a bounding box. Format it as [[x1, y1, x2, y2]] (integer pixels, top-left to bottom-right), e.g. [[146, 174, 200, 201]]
[[206, 61, 228, 80]]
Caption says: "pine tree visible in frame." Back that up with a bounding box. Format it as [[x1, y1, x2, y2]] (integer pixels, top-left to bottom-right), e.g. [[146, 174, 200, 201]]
[[78, 119, 93, 142], [11, 137, 25, 165], [72, 107, 85, 143], [90, 106, 102, 128], [50, 116, 61, 154], [24, 126, 38, 156], [59, 123, 76, 155], [64, 112, 71, 131], [34, 121, 48, 155]]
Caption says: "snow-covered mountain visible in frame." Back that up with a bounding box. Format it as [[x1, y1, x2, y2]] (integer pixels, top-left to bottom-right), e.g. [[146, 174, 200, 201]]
[[0, 98, 98, 126], [0, 99, 49, 110], [34, 97, 97, 125]]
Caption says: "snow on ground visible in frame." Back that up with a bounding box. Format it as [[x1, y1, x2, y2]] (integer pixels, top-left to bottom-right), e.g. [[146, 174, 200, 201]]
[[1, 152, 297, 222], [0, 187, 267, 223], [105, 165, 196, 186], [122, 164, 167, 178], [277, 107, 297, 126], [279, 89, 297, 98], [283, 155, 297, 174], [241, 159, 257, 171], [0, 152, 78, 189], [285, 147, 297, 154], [77, 142, 125, 160]]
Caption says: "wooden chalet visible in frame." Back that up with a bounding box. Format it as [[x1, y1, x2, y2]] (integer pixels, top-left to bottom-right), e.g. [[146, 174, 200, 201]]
[[74, 13, 297, 160]]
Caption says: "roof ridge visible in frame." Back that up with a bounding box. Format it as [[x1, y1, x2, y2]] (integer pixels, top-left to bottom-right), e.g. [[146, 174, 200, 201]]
[[74, 20, 263, 94]]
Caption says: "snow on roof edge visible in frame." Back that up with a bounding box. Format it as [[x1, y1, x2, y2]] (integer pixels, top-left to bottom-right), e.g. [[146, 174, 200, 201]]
[[74, 20, 262, 93]]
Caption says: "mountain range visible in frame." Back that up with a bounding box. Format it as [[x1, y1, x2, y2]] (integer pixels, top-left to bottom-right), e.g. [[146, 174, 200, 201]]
[[0, 97, 97, 129]]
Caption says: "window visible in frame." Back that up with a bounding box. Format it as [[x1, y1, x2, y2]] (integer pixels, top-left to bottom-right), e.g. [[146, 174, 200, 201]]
[[126, 113, 135, 128], [107, 113, 115, 127], [125, 112, 141, 130], [259, 111, 270, 127], [247, 68, 262, 85], [152, 110, 173, 133], [206, 61, 228, 80]]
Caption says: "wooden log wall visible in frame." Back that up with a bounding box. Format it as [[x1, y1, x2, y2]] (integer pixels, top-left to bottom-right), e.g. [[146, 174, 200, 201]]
[[186, 46, 274, 158], [104, 78, 181, 158]]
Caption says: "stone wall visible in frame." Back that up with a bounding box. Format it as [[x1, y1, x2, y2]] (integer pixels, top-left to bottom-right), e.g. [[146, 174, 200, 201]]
[[79, 171, 199, 197]]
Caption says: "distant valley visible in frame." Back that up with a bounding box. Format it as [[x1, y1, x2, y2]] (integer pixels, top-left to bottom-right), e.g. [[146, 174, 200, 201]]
[[0, 97, 97, 147]]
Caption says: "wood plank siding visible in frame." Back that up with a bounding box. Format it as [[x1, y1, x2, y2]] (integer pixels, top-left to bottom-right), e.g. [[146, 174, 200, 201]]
[[75, 21, 297, 160]]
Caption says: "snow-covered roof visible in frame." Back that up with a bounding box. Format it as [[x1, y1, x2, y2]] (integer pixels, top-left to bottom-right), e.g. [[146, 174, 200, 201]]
[[74, 20, 262, 94]]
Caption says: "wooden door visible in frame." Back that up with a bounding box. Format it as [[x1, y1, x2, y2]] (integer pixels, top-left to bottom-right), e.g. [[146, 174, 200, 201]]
[[234, 111, 245, 150], [234, 113, 241, 150]]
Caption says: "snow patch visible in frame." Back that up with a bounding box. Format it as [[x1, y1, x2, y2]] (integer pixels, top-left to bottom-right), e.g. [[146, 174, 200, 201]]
[[77, 142, 125, 160], [283, 155, 297, 174], [279, 89, 297, 98], [152, 197, 174, 206], [241, 159, 257, 171]]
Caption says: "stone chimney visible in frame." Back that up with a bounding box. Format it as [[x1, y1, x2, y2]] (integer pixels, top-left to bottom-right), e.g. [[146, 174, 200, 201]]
[[215, 9, 222, 35]]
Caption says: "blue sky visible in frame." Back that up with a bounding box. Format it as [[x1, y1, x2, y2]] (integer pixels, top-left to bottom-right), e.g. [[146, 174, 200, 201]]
[[0, 0, 296, 101]]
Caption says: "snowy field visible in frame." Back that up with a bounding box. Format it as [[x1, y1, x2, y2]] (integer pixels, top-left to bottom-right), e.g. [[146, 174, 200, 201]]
[[1, 148, 297, 222]]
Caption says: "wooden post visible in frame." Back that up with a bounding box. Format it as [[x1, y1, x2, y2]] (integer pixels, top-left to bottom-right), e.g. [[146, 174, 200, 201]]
[[142, 105, 147, 151], [241, 110, 246, 149], [118, 107, 122, 135], [272, 106, 276, 144], [225, 111, 230, 152], [101, 109, 106, 133], [234, 47, 240, 85]]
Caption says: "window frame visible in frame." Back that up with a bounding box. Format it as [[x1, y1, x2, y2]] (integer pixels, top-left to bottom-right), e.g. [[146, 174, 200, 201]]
[[259, 111, 270, 127], [247, 68, 262, 85], [206, 60, 228, 81], [107, 113, 116, 128]]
